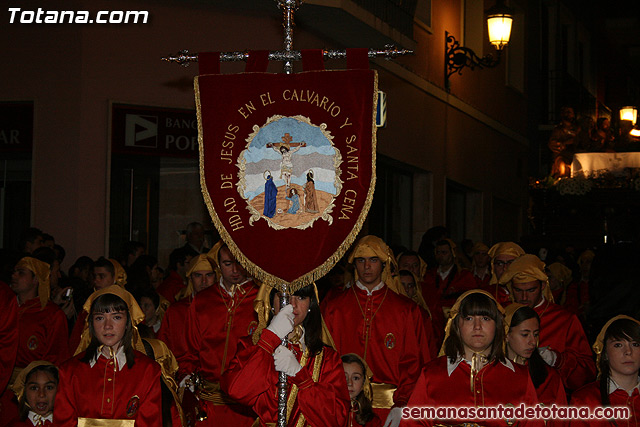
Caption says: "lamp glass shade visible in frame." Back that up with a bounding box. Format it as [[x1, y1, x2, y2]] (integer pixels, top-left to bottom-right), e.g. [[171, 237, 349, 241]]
[[487, 14, 512, 50], [620, 106, 637, 124]]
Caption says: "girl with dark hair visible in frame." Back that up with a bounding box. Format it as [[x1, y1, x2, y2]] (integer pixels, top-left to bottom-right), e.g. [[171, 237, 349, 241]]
[[54, 285, 162, 426], [10, 361, 58, 426], [406, 290, 540, 426], [505, 303, 567, 424], [221, 283, 350, 426], [570, 315, 640, 426], [341, 353, 382, 427]]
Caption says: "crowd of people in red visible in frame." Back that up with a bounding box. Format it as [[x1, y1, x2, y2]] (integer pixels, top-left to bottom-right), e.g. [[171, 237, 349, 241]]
[[0, 224, 637, 427]]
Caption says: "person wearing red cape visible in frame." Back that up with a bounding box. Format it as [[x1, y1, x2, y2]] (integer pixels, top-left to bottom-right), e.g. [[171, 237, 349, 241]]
[[221, 282, 350, 426]]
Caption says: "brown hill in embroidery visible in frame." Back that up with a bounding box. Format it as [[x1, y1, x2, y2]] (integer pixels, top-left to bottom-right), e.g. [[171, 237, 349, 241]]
[[248, 184, 335, 228]]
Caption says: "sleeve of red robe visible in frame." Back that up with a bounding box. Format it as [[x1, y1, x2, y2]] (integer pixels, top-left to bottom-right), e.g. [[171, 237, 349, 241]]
[[568, 382, 605, 427], [552, 313, 596, 391], [395, 302, 430, 407], [179, 294, 202, 379], [44, 304, 70, 365], [0, 283, 18, 391], [221, 329, 349, 426]]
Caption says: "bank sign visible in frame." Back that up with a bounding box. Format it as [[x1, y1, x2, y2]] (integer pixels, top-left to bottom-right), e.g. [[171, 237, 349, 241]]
[[111, 103, 198, 158], [0, 102, 33, 153]]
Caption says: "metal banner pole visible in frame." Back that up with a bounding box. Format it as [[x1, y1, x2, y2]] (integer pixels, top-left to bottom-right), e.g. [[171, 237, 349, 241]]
[[277, 283, 289, 427], [162, 3, 413, 427]]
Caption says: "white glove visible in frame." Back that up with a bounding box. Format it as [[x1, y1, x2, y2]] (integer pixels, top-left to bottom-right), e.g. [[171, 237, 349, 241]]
[[179, 374, 194, 392], [383, 407, 403, 427], [273, 345, 302, 376], [267, 304, 295, 339], [538, 346, 558, 367]]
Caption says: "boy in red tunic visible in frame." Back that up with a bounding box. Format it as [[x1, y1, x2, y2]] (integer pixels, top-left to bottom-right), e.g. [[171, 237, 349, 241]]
[[421, 239, 476, 311], [180, 242, 260, 425], [156, 253, 216, 370], [487, 241, 525, 306], [500, 254, 595, 392], [1, 257, 68, 426], [322, 235, 432, 427]]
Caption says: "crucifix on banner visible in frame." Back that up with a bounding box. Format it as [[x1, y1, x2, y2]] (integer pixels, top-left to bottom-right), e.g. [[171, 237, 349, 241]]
[[163, 1, 413, 426]]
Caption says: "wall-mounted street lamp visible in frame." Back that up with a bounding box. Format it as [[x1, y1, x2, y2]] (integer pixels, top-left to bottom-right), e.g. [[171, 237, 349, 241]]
[[620, 106, 637, 125], [445, 0, 514, 91]]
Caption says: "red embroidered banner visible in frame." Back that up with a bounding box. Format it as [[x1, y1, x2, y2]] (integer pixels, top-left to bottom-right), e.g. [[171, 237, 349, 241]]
[[195, 69, 377, 290]]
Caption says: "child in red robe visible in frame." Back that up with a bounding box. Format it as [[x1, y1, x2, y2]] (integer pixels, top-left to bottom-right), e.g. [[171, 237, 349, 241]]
[[342, 353, 383, 427], [405, 290, 542, 426], [10, 361, 58, 426], [54, 285, 162, 426], [505, 303, 567, 426], [570, 315, 640, 426], [221, 283, 350, 426]]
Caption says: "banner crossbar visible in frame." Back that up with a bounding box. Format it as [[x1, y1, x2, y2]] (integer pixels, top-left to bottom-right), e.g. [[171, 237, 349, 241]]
[[162, 45, 413, 67]]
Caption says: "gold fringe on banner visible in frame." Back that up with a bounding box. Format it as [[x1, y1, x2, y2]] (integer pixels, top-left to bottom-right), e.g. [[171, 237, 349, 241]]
[[195, 71, 378, 293]]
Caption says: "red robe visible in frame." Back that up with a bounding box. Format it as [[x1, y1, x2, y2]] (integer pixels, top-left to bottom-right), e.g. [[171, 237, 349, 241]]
[[472, 268, 492, 290], [487, 283, 512, 307], [535, 365, 567, 427], [182, 281, 260, 425], [403, 356, 543, 426], [1, 298, 69, 427], [536, 365, 567, 406], [534, 300, 595, 391], [54, 350, 161, 425], [421, 266, 476, 310], [564, 280, 589, 317], [156, 297, 191, 375], [156, 270, 186, 303], [416, 280, 445, 348], [321, 284, 431, 418], [0, 282, 18, 391], [15, 298, 69, 367], [570, 381, 640, 426], [221, 330, 350, 427]]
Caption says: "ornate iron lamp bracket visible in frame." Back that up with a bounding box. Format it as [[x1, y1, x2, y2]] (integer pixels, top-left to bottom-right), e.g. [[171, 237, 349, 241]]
[[445, 31, 502, 91]]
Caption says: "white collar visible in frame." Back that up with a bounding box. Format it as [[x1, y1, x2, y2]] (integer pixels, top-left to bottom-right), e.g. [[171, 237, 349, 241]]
[[28, 411, 53, 425], [534, 296, 546, 309], [438, 264, 454, 280], [218, 277, 250, 297], [608, 377, 640, 396], [90, 345, 127, 371], [473, 266, 489, 279], [355, 280, 384, 295], [446, 355, 515, 376]]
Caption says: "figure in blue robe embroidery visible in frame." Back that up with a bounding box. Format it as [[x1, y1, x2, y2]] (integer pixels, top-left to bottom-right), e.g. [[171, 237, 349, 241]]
[[285, 188, 300, 214], [263, 171, 277, 218]]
